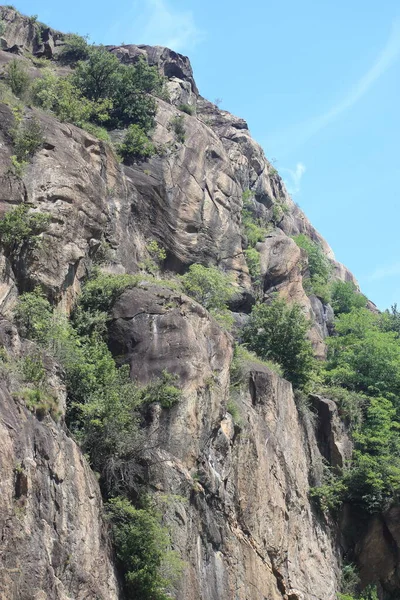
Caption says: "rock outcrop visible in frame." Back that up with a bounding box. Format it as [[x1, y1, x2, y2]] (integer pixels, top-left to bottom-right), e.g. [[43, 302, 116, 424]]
[[0, 320, 119, 600], [0, 6, 385, 600]]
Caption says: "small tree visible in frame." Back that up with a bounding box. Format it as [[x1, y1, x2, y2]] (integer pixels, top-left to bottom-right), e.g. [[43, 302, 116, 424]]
[[58, 33, 90, 65], [180, 264, 236, 312], [5, 59, 30, 97], [243, 298, 314, 387], [14, 287, 52, 342], [331, 280, 367, 315], [118, 124, 155, 162], [0, 204, 50, 250], [13, 117, 44, 161]]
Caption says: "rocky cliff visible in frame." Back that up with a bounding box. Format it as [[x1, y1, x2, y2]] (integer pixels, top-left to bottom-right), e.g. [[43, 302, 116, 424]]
[[0, 6, 386, 600]]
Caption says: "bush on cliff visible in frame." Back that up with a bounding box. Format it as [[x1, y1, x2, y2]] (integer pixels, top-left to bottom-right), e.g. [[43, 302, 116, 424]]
[[5, 59, 30, 98], [0, 204, 50, 252], [330, 280, 367, 315], [105, 496, 182, 600], [243, 298, 314, 388], [293, 234, 332, 303], [180, 264, 236, 329]]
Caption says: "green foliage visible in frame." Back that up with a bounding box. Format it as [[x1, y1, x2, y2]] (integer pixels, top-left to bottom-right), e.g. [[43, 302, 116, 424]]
[[111, 56, 164, 130], [58, 34, 90, 65], [19, 353, 46, 385], [244, 247, 261, 285], [380, 303, 400, 336], [181, 264, 236, 312], [310, 463, 346, 513], [139, 240, 167, 274], [5, 59, 30, 97], [325, 308, 400, 398], [13, 117, 44, 162], [73, 270, 139, 337], [19, 386, 60, 420], [293, 234, 332, 303], [342, 396, 400, 511], [230, 344, 283, 389], [78, 270, 139, 314], [28, 15, 38, 24], [118, 124, 155, 162], [169, 114, 185, 143], [81, 121, 110, 141], [72, 46, 120, 100], [105, 496, 182, 600], [241, 197, 270, 248], [243, 299, 314, 388], [331, 281, 367, 315], [178, 103, 194, 115], [141, 371, 181, 408], [0, 204, 50, 251], [319, 306, 400, 513], [13, 287, 52, 342], [0, 20, 6, 36], [227, 399, 243, 426], [31, 71, 111, 128]]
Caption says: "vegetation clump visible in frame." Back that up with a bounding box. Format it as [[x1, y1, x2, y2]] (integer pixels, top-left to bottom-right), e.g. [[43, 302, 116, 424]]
[[0, 205, 50, 252], [118, 124, 155, 162], [180, 264, 236, 328], [5, 59, 30, 98], [243, 298, 314, 388], [293, 234, 332, 303]]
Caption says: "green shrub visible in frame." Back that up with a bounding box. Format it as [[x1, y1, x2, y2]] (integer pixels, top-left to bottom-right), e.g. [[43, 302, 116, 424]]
[[181, 264, 236, 312], [244, 247, 261, 285], [169, 114, 185, 143], [241, 201, 270, 247], [331, 281, 367, 315], [325, 308, 400, 398], [72, 45, 120, 100], [78, 270, 139, 314], [0, 20, 6, 36], [227, 399, 243, 426], [0, 204, 50, 251], [111, 56, 165, 130], [293, 234, 332, 303], [81, 121, 110, 141], [141, 371, 181, 408], [28, 15, 38, 24], [14, 287, 52, 342], [58, 34, 90, 65], [105, 496, 182, 600], [13, 117, 44, 161], [31, 72, 111, 128], [118, 124, 155, 162], [5, 59, 30, 98], [19, 353, 46, 385], [310, 463, 346, 514], [18, 386, 60, 420], [178, 103, 194, 115], [243, 299, 314, 388], [139, 240, 167, 274]]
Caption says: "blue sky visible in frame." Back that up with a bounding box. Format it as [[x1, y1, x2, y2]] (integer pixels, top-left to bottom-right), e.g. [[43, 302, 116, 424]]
[[12, 0, 400, 309]]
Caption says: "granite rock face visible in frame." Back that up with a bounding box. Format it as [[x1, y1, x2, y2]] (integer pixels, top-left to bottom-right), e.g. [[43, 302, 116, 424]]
[[0, 7, 386, 600], [109, 285, 339, 600], [0, 322, 119, 600]]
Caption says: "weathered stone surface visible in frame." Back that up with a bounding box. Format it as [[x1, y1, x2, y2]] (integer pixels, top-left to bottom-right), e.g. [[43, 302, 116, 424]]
[[0, 362, 119, 599], [310, 395, 353, 468], [109, 285, 339, 600]]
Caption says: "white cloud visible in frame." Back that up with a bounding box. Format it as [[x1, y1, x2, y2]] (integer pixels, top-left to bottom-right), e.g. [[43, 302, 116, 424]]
[[267, 19, 400, 153], [281, 162, 306, 194], [125, 0, 204, 52], [367, 262, 400, 282]]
